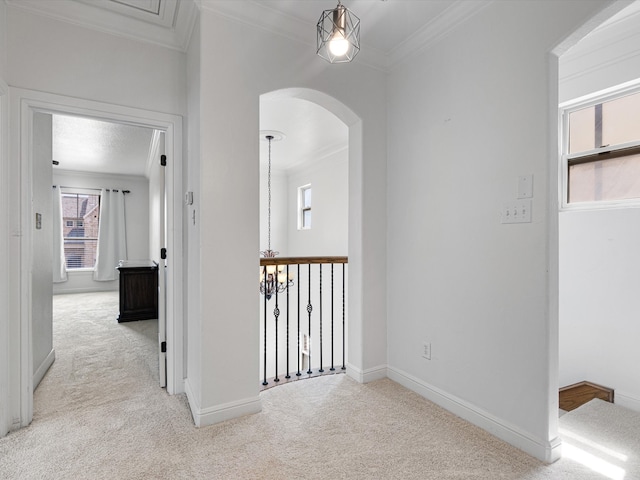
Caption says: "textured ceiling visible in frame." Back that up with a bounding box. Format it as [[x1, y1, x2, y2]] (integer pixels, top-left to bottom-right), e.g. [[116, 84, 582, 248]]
[[52, 115, 156, 177]]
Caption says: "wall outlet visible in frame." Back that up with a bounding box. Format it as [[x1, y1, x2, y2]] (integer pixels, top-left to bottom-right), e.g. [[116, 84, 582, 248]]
[[422, 342, 431, 360]]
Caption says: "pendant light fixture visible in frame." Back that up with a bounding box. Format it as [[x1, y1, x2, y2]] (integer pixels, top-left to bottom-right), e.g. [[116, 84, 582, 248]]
[[317, 0, 360, 64], [260, 133, 294, 300]]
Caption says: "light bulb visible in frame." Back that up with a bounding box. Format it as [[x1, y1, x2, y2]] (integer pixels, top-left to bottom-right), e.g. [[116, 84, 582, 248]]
[[266, 265, 276, 274], [277, 273, 286, 283], [329, 30, 349, 57]]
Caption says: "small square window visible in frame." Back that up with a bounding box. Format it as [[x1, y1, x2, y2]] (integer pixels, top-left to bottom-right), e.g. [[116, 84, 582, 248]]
[[66, 220, 74, 227]]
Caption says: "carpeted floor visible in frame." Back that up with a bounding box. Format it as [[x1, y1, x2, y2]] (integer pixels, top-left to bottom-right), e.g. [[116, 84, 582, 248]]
[[0, 292, 638, 479]]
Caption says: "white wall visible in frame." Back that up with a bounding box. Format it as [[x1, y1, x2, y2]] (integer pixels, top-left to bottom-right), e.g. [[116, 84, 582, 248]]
[[52, 171, 150, 294], [6, 7, 187, 116], [32, 113, 53, 389], [0, 0, 10, 437], [186, 5, 387, 427], [386, 0, 614, 463], [185, 15, 202, 407], [259, 168, 288, 255], [559, 4, 640, 411], [287, 150, 348, 257]]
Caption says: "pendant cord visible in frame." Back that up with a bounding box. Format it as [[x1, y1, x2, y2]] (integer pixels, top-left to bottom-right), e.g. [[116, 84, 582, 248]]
[[267, 135, 272, 252]]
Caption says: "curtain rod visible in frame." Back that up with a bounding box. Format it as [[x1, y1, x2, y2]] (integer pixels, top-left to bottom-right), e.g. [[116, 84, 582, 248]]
[[52, 185, 131, 194]]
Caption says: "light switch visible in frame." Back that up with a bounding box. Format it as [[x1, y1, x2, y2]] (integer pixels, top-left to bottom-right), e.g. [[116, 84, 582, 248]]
[[517, 175, 533, 199], [501, 199, 532, 224]]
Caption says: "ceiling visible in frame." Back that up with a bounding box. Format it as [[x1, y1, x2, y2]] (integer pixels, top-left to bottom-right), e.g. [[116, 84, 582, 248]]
[[52, 115, 156, 177], [200, 0, 491, 71]]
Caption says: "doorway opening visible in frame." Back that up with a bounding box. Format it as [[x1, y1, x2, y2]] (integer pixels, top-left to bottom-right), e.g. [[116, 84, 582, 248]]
[[10, 88, 184, 429]]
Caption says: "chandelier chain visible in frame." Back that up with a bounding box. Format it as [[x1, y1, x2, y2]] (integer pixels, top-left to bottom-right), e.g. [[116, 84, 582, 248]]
[[267, 135, 272, 252]]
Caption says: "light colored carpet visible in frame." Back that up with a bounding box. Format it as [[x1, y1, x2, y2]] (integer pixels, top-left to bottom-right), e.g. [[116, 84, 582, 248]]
[[0, 292, 638, 479]]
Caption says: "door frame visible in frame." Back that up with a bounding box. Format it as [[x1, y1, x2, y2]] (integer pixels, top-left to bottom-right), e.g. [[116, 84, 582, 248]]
[[9, 87, 184, 428], [0, 79, 9, 436]]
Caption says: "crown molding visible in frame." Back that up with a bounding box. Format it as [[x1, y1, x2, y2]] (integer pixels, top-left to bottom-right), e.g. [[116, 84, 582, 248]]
[[387, 0, 492, 69], [6, 0, 198, 52], [199, 0, 490, 73]]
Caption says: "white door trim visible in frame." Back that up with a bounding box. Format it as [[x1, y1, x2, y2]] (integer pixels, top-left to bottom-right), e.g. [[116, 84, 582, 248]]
[[0, 78, 10, 436], [9, 87, 184, 428]]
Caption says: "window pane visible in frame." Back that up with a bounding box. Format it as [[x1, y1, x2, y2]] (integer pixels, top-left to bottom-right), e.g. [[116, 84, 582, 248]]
[[303, 188, 311, 208], [602, 91, 640, 147], [303, 209, 311, 228], [61, 193, 100, 268], [568, 153, 640, 203], [568, 106, 595, 154], [569, 91, 640, 155]]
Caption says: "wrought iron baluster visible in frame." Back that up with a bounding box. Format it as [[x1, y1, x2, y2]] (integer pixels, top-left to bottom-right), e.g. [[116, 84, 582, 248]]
[[263, 276, 268, 385], [296, 263, 301, 377], [330, 263, 335, 371], [342, 263, 346, 371], [285, 264, 291, 379], [319, 264, 324, 373], [274, 285, 280, 383]]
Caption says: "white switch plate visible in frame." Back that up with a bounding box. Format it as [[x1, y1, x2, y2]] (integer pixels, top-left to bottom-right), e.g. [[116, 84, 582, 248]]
[[501, 199, 532, 224], [422, 342, 431, 360], [517, 174, 533, 199]]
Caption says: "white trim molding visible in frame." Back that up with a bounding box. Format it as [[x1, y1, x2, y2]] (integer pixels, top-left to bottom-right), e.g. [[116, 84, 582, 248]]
[[387, 366, 562, 464], [346, 363, 387, 384], [185, 379, 262, 427], [616, 391, 640, 413], [6, 0, 198, 52], [0, 78, 10, 437], [33, 349, 55, 391]]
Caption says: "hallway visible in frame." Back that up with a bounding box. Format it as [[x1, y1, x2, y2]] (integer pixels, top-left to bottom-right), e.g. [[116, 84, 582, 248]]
[[1, 293, 638, 479]]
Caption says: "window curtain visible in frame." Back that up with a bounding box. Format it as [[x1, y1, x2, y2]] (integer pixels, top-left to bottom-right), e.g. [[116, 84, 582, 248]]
[[52, 186, 68, 283], [93, 188, 127, 281]]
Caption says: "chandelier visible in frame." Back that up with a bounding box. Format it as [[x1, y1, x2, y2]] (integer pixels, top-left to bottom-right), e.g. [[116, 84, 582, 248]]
[[317, 0, 360, 64], [260, 134, 294, 299]]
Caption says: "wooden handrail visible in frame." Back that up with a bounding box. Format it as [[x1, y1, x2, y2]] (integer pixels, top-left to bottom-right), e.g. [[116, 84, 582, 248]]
[[259, 256, 348, 266]]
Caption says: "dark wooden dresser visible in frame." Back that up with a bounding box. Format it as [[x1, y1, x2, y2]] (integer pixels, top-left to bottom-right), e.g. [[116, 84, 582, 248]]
[[116, 260, 158, 322]]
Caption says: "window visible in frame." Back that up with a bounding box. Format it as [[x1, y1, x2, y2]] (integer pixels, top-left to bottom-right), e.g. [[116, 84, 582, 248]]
[[562, 87, 640, 206], [61, 192, 101, 269], [298, 185, 311, 229]]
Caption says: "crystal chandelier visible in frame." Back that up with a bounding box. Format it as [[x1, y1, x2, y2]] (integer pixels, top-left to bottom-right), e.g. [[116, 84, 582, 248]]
[[317, 0, 360, 64], [260, 134, 294, 299]]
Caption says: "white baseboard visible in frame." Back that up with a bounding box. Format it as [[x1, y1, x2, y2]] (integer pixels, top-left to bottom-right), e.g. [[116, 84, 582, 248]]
[[615, 391, 640, 412], [33, 349, 55, 390], [184, 378, 262, 428], [53, 286, 118, 295], [387, 366, 561, 464], [346, 363, 387, 383]]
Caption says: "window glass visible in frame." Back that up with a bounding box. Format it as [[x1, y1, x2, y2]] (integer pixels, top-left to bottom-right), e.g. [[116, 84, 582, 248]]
[[302, 209, 311, 229], [62, 193, 100, 268], [602, 92, 640, 147], [569, 153, 640, 203], [303, 187, 311, 208], [568, 107, 595, 154], [569, 91, 640, 154]]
